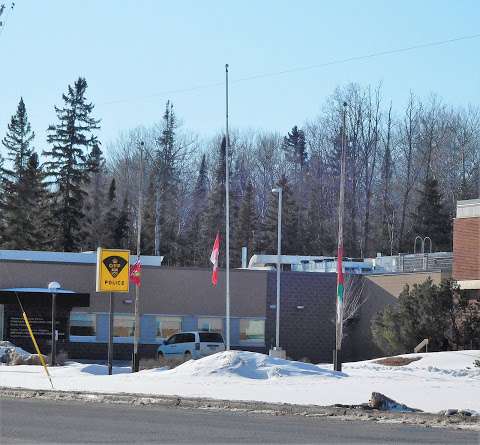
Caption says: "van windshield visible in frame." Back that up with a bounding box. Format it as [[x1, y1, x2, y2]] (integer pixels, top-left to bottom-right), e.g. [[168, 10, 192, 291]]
[[199, 332, 224, 343]]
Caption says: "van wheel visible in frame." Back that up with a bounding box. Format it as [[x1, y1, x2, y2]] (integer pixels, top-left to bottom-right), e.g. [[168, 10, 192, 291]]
[[184, 351, 192, 360]]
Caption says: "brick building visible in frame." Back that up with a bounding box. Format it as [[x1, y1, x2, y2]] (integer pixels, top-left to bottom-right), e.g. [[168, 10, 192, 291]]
[[453, 199, 480, 293]]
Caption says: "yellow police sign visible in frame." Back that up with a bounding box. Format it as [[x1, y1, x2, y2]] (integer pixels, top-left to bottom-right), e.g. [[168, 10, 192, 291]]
[[96, 248, 130, 293]]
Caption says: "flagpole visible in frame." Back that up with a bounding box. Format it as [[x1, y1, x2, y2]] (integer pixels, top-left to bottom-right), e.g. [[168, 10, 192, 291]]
[[132, 140, 144, 372], [334, 102, 347, 372], [225, 63, 231, 351]]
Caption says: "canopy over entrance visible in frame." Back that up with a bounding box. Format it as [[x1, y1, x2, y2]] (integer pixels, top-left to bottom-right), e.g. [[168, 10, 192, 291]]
[[0, 288, 89, 307]]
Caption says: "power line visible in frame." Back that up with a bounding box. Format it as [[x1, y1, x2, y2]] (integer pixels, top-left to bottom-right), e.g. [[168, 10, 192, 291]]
[[97, 33, 480, 108]]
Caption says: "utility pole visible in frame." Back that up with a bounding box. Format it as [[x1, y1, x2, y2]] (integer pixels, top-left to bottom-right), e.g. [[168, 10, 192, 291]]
[[132, 140, 144, 372], [225, 64, 231, 351]]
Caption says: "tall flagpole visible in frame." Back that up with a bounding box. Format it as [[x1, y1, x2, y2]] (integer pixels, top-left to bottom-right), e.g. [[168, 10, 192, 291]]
[[132, 140, 144, 372], [334, 102, 347, 372], [225, 64, 231, 351]]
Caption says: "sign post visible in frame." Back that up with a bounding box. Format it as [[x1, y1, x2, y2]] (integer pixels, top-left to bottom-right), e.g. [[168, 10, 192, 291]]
[[96, 248, 130, 375]]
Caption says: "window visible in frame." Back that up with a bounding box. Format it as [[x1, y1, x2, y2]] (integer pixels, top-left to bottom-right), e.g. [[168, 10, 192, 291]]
[[198, 317, 223, 333], [70, 313, 96, 339], [199, 332, 224, 343], [166, 334, 179, 345], [239, 319, 265, 344], [156, 316, 182, 339], [180, 333, 195, 343], [114, 315, 135, 338]]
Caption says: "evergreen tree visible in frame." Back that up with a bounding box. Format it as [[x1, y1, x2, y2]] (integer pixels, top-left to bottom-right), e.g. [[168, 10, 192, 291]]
[[43, 77, 100, 251], [82, 144, 107, 249], [202, 137, 227, 266], [141, 175, 156, 255], [113, 193, 130, 249], [232, 180, 256, 265], [20, 153, 52, 249], [282, 125, 307, 171], [0, 98, 50, 249], [255, 175, 299, 255], [183, 154, 209, 265], [413, 177, 451, 251], [154, 101, 181, 262], [372, 279, 480, 354], [303, 186, 335, 255], [101, 178, 118, 247]]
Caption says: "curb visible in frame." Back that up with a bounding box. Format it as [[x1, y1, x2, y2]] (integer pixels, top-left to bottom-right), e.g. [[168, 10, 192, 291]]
[[1, 387, 478, 431]]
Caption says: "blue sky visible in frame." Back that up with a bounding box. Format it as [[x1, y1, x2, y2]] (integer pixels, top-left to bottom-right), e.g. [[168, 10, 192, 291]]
[[0, 1, 478, 154]]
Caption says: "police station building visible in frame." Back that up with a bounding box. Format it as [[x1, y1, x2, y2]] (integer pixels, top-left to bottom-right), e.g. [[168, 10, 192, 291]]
[[0, 249, 450, 362]]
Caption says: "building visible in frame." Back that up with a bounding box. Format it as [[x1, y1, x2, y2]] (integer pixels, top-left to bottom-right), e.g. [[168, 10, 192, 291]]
[[453, 199, 480, 295], [0, 250, 267, 360], [0, 248, 449, 363]]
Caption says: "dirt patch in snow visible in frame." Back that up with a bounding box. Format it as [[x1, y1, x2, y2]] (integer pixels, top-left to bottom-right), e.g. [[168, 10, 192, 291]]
[[374, 356, 422, 367]]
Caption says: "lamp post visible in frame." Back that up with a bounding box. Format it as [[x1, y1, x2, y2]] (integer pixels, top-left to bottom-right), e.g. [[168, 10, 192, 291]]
[[269, 186, 285, 359], [48, 281, 61, 366]]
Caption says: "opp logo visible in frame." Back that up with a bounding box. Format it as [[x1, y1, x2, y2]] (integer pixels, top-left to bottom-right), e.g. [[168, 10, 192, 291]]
[[103, 256, 127, 278]]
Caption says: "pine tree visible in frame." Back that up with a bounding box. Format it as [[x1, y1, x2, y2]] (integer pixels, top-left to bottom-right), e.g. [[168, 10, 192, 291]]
[[255, 175, 299, 255], [141, 176, 156, 255], [43, 77, 100, 251], [154, 101, 181, 262], [303, 186, 335, 255], [113, 192, 130, 249], [102, 178, 118, 247], [183, 154, 209, 265], [232, 180, 256, 265], [82, 144, 107, 250], [202, 137, 227, 266], [413, 177, 451, 251], [282, 126, 307, 171], [0, 98, 49, 249], [20, 153, 52, 249]]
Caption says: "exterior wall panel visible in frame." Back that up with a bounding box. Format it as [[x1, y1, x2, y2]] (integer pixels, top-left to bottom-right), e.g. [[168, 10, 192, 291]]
[[453, 217, 480, 281]]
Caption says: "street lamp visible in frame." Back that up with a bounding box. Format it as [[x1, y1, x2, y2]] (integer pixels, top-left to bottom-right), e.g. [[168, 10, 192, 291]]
[[269, 186, 285, 359], [48, 281, 61, 366]]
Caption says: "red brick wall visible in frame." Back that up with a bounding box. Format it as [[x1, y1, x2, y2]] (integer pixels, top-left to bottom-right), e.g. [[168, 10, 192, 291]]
[[453, 218, 480, 280]]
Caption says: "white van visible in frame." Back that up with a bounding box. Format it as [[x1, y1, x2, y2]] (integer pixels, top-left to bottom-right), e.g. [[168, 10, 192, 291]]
[[157, 331, 225, 360]]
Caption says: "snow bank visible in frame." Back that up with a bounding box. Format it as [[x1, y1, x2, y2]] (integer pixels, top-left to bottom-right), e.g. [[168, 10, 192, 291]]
[[0, 350, 479, 414], [344, 350, 480, 380], [167, 351, 344, 379], [0, 341, 32, 362]]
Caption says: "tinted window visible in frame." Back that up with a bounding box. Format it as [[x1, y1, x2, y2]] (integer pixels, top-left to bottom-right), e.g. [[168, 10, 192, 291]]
[[182, 333, 195, 343], [199, 332, 224, 343], [166, 334, 178, 345]]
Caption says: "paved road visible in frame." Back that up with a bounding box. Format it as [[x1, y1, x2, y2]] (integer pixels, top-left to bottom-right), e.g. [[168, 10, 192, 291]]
[[0, 398, 478, 444]]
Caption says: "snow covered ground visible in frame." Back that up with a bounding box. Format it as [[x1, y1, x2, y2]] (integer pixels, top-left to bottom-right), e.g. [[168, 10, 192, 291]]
[[0, 350, 479, 414]]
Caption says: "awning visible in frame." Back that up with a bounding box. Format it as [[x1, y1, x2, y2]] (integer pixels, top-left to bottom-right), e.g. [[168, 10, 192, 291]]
[[0, 288, 90, 307]]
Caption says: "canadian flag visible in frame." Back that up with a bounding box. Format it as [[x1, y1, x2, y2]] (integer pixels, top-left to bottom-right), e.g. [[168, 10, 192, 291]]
[[129, 257, 142, 287], [210, 232, 220, 287]]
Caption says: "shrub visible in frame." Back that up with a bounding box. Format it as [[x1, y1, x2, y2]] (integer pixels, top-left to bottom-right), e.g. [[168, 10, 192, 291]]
[[371, 279, 480, 355]]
